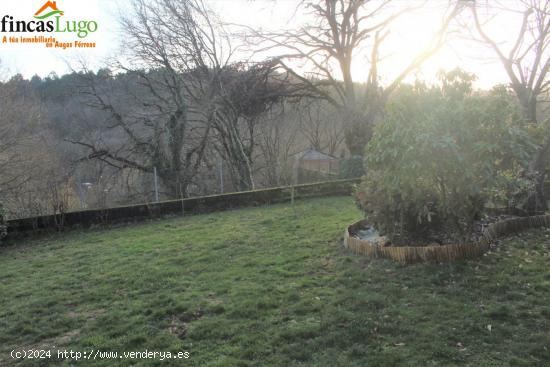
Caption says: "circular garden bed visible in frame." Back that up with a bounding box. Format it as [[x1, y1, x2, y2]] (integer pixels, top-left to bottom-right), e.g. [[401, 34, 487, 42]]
[[344, 214, 550, 264]]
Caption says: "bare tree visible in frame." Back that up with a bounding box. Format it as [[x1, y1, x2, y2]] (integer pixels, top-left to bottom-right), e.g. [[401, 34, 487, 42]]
[[248, 0, 464, 154], [0, 73, 80, 219], [471, 0, 549, 123], [210, 61, 290, 190], [256, 105, 301, 187], [470, 0, 550, 212], [296, 99, 345, 156], [70, 0, 231, 198], [0, 76, 41, 191], [0, 76, 43, 213]]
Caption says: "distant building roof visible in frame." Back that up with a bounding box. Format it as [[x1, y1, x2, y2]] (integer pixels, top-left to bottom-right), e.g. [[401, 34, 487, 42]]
[[293, 148, 338, 161]]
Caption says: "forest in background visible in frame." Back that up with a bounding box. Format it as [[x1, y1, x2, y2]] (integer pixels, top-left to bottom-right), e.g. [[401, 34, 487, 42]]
[[0, 69, 352, 218]]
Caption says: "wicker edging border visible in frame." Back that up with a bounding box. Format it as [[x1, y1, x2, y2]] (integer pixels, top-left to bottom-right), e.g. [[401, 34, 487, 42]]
[[343, 214, 550, 264]]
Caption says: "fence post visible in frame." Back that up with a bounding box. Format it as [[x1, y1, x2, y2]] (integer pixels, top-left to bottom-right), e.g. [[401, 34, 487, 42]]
[[291, 159, 299, 207], [153, 167, 160, 202], [219, 159, 224, 194]]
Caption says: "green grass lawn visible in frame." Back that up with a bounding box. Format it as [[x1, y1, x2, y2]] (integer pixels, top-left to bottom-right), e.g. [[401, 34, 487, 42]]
[[1, 196, 549, 366]]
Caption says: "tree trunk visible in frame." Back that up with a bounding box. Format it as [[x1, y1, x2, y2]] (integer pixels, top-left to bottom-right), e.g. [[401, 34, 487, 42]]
[[516, 92, 538, 125], [231, 157, 254, 192], [520, 96, 547, 214], [158, 170, 189, 200], [343, 108, 373, 156], [522, 137, 550, 214]]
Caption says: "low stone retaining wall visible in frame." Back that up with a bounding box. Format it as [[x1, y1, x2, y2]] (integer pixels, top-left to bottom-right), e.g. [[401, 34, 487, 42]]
[[344, 214, 550, 264], [7, 179, 360, 234]]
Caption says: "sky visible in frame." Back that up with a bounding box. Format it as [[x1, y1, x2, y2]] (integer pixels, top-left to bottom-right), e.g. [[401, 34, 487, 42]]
[[0, 0, 520, 89]]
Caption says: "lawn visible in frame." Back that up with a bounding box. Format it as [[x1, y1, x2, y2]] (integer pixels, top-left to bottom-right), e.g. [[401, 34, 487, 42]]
[[1, 196, 549, 366]]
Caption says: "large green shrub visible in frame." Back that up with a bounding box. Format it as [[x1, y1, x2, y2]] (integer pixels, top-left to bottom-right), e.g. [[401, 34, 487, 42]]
[[357, 70, 534, 245]]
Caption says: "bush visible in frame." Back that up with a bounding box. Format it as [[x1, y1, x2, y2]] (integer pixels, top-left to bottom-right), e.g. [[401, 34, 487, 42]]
[[357, 70, 533, 245], [340, 155, 365, 178]]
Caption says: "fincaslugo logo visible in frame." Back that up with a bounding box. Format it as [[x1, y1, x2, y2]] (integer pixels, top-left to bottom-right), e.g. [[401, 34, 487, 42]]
[[1, 1, 98, 40]]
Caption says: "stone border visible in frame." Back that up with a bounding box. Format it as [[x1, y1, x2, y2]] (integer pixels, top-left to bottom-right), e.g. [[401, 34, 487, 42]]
[[343, 214, 550, 264]]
